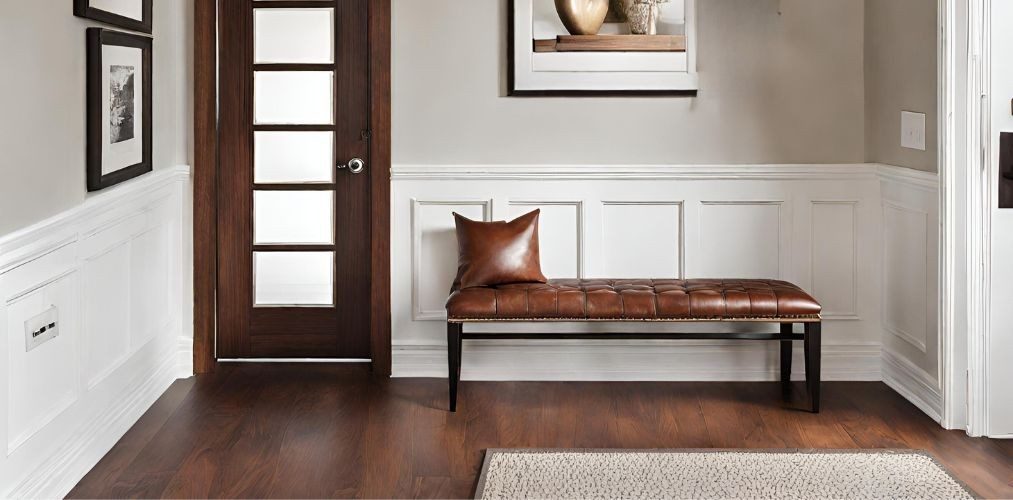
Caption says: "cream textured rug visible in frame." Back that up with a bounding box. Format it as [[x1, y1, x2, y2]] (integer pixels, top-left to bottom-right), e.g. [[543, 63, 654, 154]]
[[475, 449, 975, 499]]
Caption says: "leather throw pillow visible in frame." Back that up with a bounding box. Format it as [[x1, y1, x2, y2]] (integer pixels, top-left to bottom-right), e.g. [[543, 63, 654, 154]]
[[452, 209, 548, 289]]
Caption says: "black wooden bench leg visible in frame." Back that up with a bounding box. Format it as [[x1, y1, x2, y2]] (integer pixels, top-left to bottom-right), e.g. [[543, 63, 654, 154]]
[[447, 322, 462, 412], [804, 321, 822, 413], [779, 323, 793, 397]]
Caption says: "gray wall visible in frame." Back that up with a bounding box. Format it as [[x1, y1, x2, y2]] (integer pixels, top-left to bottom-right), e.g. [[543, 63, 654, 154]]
[[0, 0, 190, 237], [864, 0, 938, 172], [392, 0, 867, 165], [0, 0, 940, 237]]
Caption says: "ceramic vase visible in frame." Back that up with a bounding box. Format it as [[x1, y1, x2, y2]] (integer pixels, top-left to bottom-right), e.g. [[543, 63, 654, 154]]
[[554, 0, 609, 35], [627, 2, 660, 35]]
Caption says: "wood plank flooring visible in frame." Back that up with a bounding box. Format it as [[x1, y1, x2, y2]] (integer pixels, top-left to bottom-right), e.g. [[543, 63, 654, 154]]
[[69, 364, 1013, 499]]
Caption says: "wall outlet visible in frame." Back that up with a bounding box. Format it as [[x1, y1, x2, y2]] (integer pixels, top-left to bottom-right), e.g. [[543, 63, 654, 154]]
[[901, 111, 927, 151], [24, 306, 59, 352]]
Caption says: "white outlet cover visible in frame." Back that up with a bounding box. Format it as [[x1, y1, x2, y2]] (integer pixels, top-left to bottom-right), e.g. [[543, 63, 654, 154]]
[[901, 111, 927, 151], [24, 306, 59, 352]]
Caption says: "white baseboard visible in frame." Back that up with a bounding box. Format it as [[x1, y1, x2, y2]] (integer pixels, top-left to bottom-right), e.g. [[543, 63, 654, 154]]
[[7, 350, 179, 498], [881, 349, 943, 422], [178, 334, 194, 380], [393, 342, 881, 381], [0, 166, 192, 498]]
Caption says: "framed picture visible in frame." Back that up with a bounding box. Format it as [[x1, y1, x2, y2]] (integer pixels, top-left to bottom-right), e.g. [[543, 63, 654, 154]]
[[509, 0, 698, 95], [86, 28, 152, 192], [74, 0, 152, 34]]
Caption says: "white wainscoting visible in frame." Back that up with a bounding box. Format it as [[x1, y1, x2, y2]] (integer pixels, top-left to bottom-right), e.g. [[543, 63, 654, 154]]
[[879, 167, 942, 421], [0, 166, 191, 498], [392, 164, 936, 387]]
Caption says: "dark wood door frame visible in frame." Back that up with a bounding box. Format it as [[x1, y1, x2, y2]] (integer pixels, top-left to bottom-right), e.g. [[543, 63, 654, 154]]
[[192, 0, 391, 375]]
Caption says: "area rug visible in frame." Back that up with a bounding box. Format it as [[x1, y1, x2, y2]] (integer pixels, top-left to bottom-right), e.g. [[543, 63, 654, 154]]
[[475, 449, 975, 499]]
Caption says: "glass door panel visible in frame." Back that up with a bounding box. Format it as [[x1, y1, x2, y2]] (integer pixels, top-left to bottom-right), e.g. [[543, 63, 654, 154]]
[[254, 71, 334, 125], [253, 191, 334, 245], [254, 8, 334, 64], [254, 131, 334, 183], [254, 251, 334, 306]]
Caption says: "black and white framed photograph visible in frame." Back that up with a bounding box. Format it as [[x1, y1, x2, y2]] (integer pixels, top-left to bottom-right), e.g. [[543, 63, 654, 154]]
[[75, 0, 152, 34], [509, 0, 698, 95], [86, 28, 152, 192]]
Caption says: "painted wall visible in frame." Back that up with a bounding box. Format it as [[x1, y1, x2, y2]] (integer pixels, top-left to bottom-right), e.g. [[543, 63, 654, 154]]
[[864, 0, 939, 173], [0, 0, 190, 237], [392, 0, 866, 165]]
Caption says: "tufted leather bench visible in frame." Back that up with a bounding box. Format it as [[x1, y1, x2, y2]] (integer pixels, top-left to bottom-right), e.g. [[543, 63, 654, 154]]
[[445, 279, 823, 412]]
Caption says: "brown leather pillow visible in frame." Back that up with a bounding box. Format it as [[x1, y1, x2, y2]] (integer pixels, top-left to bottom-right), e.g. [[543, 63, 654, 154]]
[[452, 209, 548, 289]]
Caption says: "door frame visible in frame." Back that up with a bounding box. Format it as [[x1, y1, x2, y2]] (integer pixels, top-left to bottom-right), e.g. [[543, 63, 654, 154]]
[[192, 0, 392, 375], [939, 0, 992, 435]]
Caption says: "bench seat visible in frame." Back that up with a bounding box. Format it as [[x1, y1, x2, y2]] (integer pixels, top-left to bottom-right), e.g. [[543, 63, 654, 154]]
[[446, 279, 821, 322], [444, 278, 824, 414]]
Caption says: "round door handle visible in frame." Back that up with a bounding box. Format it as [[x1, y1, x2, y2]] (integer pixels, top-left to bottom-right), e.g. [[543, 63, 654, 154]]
[[343, 158, 365, 174]]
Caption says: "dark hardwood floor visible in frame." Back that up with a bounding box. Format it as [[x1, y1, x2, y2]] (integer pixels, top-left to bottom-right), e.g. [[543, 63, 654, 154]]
[[69, 364, 1013, 499]]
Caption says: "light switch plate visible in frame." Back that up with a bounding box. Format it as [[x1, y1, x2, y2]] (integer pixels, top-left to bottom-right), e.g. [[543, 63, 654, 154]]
[[24, 306, 59, 352], [901, 111, 927, 151]]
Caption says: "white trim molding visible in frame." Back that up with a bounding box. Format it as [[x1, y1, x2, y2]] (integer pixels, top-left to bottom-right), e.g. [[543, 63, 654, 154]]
[[410, 198, 492, 321], [938, 0, 992, 436], [394, 342, 882, 382], [879, 164, 942, 423], [0, 166, 192, 498], [391, 163, 938, 387], [882, 349, 944, 422], [809, 200, 861, 320], [391, 163, 887, 182], [7, 349, 179, 498]]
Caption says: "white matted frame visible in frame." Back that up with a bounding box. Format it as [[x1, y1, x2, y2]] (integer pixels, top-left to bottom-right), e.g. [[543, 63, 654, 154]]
[[508, 0, 698, 95]]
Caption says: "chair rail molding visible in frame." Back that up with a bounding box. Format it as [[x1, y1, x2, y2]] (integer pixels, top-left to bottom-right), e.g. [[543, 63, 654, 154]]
[[391, 163, 940, 394], [0, 166, 192, 498]]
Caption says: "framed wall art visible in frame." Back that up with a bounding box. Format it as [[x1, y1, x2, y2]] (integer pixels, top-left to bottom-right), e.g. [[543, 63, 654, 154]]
[[75, 0, 153, 34], [509, 0, 697, 95], [86, 28, 152, 192]]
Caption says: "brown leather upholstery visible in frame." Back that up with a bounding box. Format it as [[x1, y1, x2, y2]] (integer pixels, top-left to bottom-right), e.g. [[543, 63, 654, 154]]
[[446, 279, 821, 322], [453, 210, 548, 289]]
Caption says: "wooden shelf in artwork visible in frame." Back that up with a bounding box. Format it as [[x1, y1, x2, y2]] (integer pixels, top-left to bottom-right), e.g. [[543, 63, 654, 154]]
[[533, 35, 686, 53]]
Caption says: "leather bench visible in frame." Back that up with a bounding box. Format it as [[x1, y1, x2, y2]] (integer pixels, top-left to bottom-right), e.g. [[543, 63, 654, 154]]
[[445, 279, 823, 412]]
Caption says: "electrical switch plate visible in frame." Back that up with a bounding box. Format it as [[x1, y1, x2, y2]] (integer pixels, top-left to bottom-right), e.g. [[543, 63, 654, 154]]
[[901, 111, 927, 151], [24, 306, 59, 352]]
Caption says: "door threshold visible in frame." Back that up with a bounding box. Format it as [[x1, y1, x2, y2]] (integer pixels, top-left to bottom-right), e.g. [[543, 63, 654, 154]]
[[218, 358, 372, 363]]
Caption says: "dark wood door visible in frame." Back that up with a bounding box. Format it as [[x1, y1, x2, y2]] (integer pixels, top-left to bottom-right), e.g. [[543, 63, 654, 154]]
[[217, 0, 372, 359]]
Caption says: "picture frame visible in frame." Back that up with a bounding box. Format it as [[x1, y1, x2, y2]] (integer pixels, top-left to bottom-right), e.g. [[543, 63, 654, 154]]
[[508, 0, 698, 96], [86, 28, 153, 192], [74, 0, 153, 34]]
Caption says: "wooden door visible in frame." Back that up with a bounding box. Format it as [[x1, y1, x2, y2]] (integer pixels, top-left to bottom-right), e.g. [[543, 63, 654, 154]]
[[217, 0, 372, 359]]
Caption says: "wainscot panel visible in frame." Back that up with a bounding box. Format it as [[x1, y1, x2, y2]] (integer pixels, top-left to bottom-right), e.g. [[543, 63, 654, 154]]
[[391, 164, 938, 390], [0, 166, 191, 498], [879, 165, 942, 421]]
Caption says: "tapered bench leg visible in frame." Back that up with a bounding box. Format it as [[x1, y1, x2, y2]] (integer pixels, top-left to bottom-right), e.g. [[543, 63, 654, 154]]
[[447, 322, 462, 412], [779, 323, 793, 397], [804, 321, 822, 413]]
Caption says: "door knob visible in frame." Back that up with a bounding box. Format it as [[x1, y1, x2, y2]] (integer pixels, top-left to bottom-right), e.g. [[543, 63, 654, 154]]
[[339, 158, 366, 174]]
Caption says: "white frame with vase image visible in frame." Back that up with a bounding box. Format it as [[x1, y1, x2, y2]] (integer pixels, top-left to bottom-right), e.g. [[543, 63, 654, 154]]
[[509, 0, 697, 95]]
